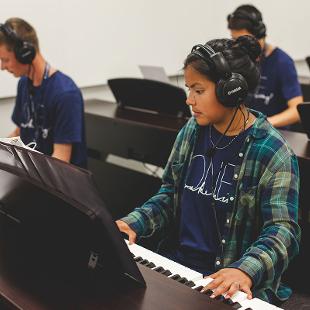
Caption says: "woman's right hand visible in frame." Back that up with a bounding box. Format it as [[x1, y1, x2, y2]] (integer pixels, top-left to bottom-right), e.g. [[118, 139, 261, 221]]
[[115, 220, 137, 244]]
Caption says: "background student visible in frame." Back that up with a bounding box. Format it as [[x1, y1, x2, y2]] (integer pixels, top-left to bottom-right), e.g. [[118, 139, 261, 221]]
[[0, 17, 87, 167], [116, 35, 300, 304], [227, 4, 303, 129]]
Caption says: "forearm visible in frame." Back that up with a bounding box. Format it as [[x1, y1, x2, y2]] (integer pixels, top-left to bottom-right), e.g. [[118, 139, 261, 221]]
[[267, 106, 300, 128], [52, 143, 72, 163], [267, 96, 303, 128], [8, 127, 20, 138]]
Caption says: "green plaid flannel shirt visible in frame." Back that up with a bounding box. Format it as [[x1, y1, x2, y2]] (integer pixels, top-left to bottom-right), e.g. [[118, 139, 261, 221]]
[[121, 111, 300, 303]]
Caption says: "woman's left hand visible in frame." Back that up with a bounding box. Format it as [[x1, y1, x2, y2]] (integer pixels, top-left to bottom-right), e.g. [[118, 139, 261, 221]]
[[201, 268, 253, 300]]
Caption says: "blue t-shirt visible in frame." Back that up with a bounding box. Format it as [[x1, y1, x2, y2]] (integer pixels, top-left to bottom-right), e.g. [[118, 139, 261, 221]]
[[246, 48, 302, 119], [12, 72, 87, 168], [165, 124, 249, 275]]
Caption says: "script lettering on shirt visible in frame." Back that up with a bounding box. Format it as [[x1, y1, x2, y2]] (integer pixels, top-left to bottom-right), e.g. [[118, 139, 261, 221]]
[[184, 155, 235, 204], [20, 118, 34, 129], [253, 75, 274, 106], [253, 92, 274, 106]]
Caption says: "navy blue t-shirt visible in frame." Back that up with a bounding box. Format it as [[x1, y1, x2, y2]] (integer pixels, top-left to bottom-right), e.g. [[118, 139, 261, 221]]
[[12, 72, 87, 168], [246, 48, 302, 119], [165, 124, 250, 275]]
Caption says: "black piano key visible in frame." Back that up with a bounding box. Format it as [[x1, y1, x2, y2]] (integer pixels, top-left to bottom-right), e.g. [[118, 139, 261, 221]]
[[215, 295, 225, 302], [153, 266, 165, 273], [202, 289, 213, 296], [161, 270, 172, 276], [223, 298, 234, 305], [145, 262, 156, 268], [184, 280, 195, 287], [170, 274, 181, 281], [194, 285, 203, 291], [177, 277, 188, 284], [133, 256, 143, 262], [231, 302, 242, 309], [140, 259, 149, 265]]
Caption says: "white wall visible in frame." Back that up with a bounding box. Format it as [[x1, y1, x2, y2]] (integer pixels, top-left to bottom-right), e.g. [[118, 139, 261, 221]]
[[1, 60, 309, 137], [1, 0, 310, 98]]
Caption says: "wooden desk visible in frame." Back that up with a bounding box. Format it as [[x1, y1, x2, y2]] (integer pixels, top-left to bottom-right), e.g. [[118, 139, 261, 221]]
[[85, 100, 310, 163], [301, 82, 310, 101], [0, 264, 230, 310], [279, 130, 310, 293], [279, 129, 310, 161], [85, 99, 187, 167], [279, 129, 310, 220]]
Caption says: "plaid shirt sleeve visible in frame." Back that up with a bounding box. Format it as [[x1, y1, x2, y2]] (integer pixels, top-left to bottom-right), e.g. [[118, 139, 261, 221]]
[[120, 118, 194, 238], [229, 142, 300, 296], [120, 183, 175, 238]]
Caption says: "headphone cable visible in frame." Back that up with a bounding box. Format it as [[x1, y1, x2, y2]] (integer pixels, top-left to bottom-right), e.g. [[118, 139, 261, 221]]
[[209, 105, 249, 263], [208, 105, 239, 153]]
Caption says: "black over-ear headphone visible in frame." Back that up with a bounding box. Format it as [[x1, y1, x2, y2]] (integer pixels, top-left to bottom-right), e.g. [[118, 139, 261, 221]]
[[0, 23, 36, 64], [227, 10, 266, 39], [191, 44, 248, 107]]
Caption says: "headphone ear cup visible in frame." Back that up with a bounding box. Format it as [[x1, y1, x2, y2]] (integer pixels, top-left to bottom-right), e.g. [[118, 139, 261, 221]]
[[215, 73, 248, 107], [14, 41, 36, 64], [0, 23, 36, 64]]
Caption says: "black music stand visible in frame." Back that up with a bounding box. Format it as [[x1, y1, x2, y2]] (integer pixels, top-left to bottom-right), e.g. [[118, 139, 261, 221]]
[[108, 77, 191, 118], [0, 142, 145, 292], [297, 102, 310, 139], [306, 56, 310, 71]]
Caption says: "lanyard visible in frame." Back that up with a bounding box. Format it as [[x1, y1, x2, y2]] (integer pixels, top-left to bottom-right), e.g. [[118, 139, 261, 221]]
[[28, 62, 50, 143]]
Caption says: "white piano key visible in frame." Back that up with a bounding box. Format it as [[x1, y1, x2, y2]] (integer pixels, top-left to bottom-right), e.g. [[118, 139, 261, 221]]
[[125, 240, 283, 310], [192, 277, 214, 289], [239, 297, 282, 309], [126, 241, 202, 281], [227, 290, 248, 304]]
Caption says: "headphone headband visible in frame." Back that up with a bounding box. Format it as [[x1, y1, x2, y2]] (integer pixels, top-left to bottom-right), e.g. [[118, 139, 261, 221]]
[[227, 9, 266, 39], [191, 44, 232, 79], [0, 23, 14, 40]]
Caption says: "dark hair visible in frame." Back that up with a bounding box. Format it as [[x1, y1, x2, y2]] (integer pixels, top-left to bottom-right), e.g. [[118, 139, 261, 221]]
[[0, 17, 39, 51], [227, 5, 266, 39], [184, 35, 261, 92]]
